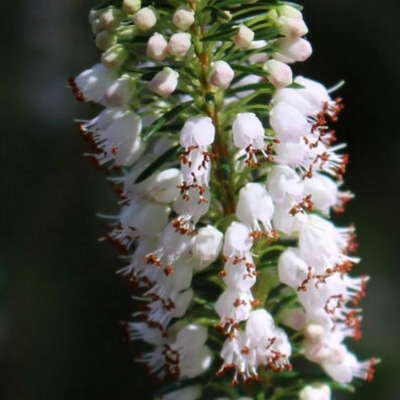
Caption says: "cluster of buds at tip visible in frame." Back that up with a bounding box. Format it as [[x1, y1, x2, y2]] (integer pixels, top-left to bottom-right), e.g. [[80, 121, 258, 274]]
[[71, 1, 376, 399]]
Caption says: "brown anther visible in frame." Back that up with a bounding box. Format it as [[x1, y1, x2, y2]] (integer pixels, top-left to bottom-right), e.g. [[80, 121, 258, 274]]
[[164, 265, 174, 276], [233, 298, 245, 307], [251, 298, 260, 307], [233, 255, 245, 265], [144, 253, 162, 267]]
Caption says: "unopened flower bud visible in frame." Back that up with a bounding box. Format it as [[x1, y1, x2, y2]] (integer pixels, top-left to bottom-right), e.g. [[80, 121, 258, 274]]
[[95, 30, 117, 51], [210, 60, 234, 90], [278, 16, 308, 38], [116, 25, 136, 41], [99, 8, 124, 31], [234, 24, 254, 49], [132, 7, 157, 31], [299, 384, 331, 400], [91, 19, 104, 35], [218, 10, 232, 23], [149, 67, 179, 98], [263, 59, 293, 88], [101, 44, 128, 70], [122, 0, 141, 14], [105, 75, 134, 107], [168, 32, 192, 57], [277, 4, 303, 19], [273, 37, 312, 63], [146, 32, 168, 61], [172, 6, 195, 31], [89, 8, 102, 24]]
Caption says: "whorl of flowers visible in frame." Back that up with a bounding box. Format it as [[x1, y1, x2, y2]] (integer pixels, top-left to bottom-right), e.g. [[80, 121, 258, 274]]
[[70, 1, 377, 399]]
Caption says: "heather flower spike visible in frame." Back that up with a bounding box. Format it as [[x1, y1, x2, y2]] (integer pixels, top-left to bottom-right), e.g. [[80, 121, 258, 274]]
[[71, 1, 377, 399]]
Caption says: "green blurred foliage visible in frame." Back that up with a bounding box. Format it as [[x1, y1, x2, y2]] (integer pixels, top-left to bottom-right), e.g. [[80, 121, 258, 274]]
[[0, 1, 398, 399]]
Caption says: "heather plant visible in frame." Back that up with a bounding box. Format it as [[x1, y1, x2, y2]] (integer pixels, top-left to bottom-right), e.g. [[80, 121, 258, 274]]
[[70, 1, 376, 398]]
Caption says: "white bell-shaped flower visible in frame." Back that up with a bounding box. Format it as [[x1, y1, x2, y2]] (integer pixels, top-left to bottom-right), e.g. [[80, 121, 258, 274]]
[[232, 112, 265, 149], [190, 225, 223, 270], [278, 247, 309, 289], [105, 75, 134, 107], [74, 63, 115, 103], [303, 173, 340, 215], [236, 183, 274, 234], [180, 115, 215, 147], [222, 252, 256, 291], [270, 101, 310, 143], [267, 164, 303, 204], [144, 168, 182, 203], [215, 288, 253, 326], [223, 222, 253, 257]]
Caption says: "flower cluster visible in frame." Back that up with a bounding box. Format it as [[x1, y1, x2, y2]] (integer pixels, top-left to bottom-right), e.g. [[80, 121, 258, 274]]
[[71, 1, 376, 399]]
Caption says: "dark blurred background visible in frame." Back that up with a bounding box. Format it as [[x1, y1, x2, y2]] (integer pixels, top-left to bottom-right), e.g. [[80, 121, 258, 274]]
[[0, 1, 398, 399]]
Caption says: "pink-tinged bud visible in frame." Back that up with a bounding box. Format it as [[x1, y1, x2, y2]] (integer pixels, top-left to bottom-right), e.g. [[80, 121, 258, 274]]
[[263, 59, 293, 88], [101, 44, 128, 70], [146, 32, 168, 61], [234, 24, 254, 49], [273, 37, 312, 63], [105, 75, 134, 107], [149, 67, 179, 98], [248, 40, 268, 63], [278, 16, 308, 38], [210, 60, 234, 90], [168, 32, 192, 58], [172, 6, 195, 31], [132, 7, 157, 31], [122, 0, 141, 14]]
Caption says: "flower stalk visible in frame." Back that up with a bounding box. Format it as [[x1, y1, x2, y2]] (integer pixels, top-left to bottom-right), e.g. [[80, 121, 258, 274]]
[[71, 1, 377, 399]]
